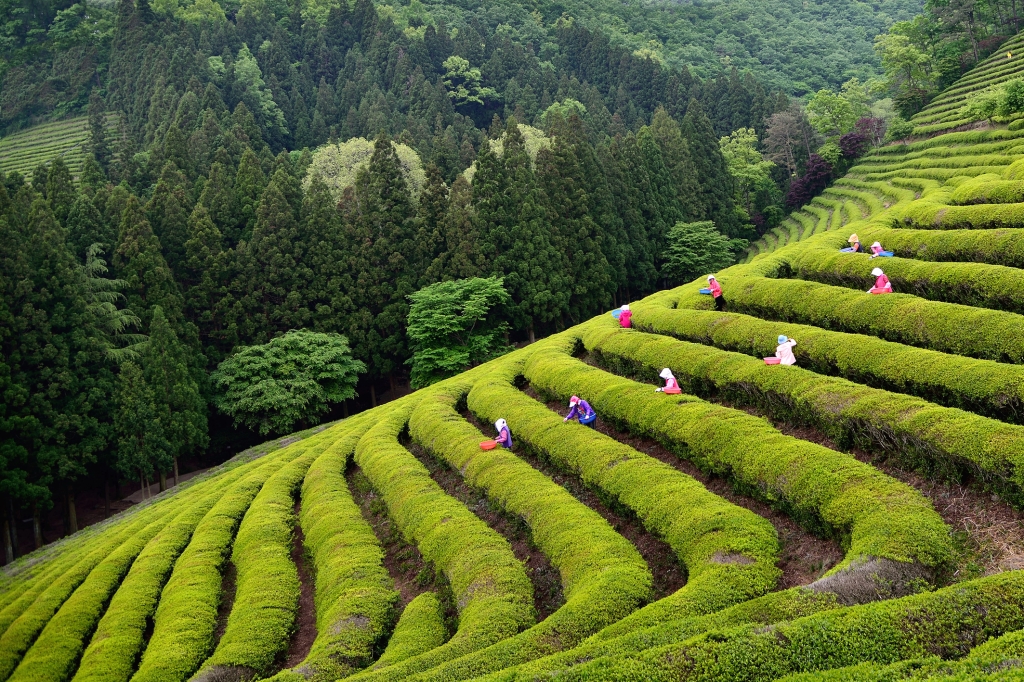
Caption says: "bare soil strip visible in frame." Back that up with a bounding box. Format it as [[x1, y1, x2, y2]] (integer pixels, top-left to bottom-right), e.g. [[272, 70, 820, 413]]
[[282, 500, 317, 667]]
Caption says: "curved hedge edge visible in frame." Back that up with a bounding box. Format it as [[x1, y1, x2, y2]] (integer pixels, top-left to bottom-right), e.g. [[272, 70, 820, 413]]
[[682, 272, 1024, 364], [531, 327, 952, 597], [0, 553, 90, 642], [8, 510, 180, 682], [268, 412, 399, 682], [588, 318, 1024, 506], [194, 431, 341, 679], [71, 473, 248, 682], [781, 245, 1024, 317], [469, 340, 780, 640], [399, 372, 651, 680], [372, 593, 446, 670], [129, 445, 304, 682], [345, 395, 534, 682], [557, 569, 1024, 682], [0, 499, 175, 682], [478, 587, 842, 681]]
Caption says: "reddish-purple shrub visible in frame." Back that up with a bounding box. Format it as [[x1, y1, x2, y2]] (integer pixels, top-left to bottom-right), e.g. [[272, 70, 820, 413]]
[[785, 154, 832, 209]]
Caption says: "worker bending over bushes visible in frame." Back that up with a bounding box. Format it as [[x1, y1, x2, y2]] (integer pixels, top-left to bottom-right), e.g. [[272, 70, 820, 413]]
[[494, 418, 513, 448], [655, 368, 680, 392], [775, 335, 798, 365], [563, 395, 597, 429], [868, 267, 893, 294]]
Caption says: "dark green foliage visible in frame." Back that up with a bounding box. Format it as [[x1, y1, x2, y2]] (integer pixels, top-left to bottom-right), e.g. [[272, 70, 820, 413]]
[[682, 99, 743, 238], [211, 329, 365, 435], [406, 276, 512, 388], [142, 306, 207, 467], [45, 158, 76, 226], [663, 221, 735, 285], [66, 195, 113, 263], [114, 361, 170, 484]]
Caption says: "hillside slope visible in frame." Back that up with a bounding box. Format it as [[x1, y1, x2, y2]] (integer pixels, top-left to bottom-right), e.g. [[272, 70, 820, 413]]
[[0, 114, 119, 180], [10, 23, 1024, 682]]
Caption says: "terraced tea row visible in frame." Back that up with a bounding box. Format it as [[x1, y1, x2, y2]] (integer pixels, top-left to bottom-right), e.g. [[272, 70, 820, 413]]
[[0, 115, 119, 180]]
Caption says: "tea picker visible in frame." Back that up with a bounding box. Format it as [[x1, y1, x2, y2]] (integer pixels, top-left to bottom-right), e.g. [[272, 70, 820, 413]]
[[868, 267, 893, 294], [840, 234, 863, 253], [768, 335, 798, 366], [869, 241, 893, 258], [655, 368, 681, 394], [481, 418, 513, 450], [699, 275, 726, 310], [563, 395, 597, 429]]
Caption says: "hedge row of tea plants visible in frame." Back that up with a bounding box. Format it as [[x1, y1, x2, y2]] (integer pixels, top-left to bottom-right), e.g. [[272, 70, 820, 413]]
[[372, 593, 446, 670], [347, 396, 534, 682], [520, 331, 953, 584], [130, 448, 299, 682], [470, 345, 782, 637], [586, 320, 1024, 503], [402, 371, 653, 680], [272, 413, 398, 681]]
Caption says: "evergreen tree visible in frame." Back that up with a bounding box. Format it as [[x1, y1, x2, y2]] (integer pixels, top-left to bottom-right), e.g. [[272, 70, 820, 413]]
[[426, 175, 485, 282], [114, 362, 170, 498], [346, 133, 420, 388], [233, 147, 266, 242], [66, 195, 114, 263], [416, 163, 448, 283], [647, 107, 705, 221], [303, 173, 353, 335], [113, 195, 186, 332], [682, 98, 741, 237], [182, 205, 228, 356], [637, 127, 683, 266], [46, 158, 76, 226], [145, 163, 191, 276], [198, 161, 238, 243], [88, 92, 111, 170], [141, 306, 207, 486], [536, 118, 611, 322]]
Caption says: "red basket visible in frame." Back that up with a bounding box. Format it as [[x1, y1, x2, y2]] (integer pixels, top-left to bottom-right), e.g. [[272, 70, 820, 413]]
[[764, 357, 781, 365], [663, 387, 682, 394], [480, 440, 498, 450]]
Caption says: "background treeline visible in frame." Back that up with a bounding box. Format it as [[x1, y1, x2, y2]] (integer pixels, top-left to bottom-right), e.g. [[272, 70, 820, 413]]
[[0, 0, 815, 555]]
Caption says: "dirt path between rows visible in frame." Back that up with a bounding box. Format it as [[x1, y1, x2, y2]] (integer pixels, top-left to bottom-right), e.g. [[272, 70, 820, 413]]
[[282, 500, 317, 667]]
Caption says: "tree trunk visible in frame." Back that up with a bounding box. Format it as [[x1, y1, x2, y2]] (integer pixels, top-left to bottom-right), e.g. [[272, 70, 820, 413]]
[[140, 472, 147, 500], [342, 400, 349, 418], [159, 470, 167, 493], [388, 373, 397, 400], [104, 479, 111, 518], [115, 476, 122, 500], [67, 490, 78, 534], [370, 384, 377, 408], [8, 497, 18, 556], [173, 458, 179, 487], [2, 503, 13, 565], [528, 325, 536, 344], [32, 504, 43, 549]]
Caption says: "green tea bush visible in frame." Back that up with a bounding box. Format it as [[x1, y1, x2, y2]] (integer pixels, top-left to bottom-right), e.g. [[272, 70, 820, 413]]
[[520, 331, 952, 589], [537, 569, 1024, 682], [695, 273, 1024, 364], [0, 500, 178, 681], [275, 413, 398, 680], [400, 371, 653, 679], [131, 449, 298, 682], [196, 435, 335, 679], [467, 347, 782, 639], [347, 396, 533, 682], [373, 593, 446, 670], [586, 321, 1024, 503], [72, 479, 240, 682]]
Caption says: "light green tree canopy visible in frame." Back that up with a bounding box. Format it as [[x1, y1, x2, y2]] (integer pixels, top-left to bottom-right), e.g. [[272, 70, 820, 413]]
[[406, 277, 513, 388], [464, 123, 550, 182], [543, 98, 587, 126], [442, 55, 499, 107], [211, 330, 366, 435], [806, 88, 857, 138], [662, 221, 734, 285], [305, 137, 427, 201], [234, 44, 288, 135], [718, 128, 775, 214]]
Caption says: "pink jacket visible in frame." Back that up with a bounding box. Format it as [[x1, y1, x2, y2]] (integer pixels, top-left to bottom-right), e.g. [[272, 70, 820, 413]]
[[870, 244, 884, 256], [775, 339, 797, 365], [663, 377, 679, 390], [869, 274, 892, 294], [619, 309, 632, 328], [708, 279, 722, 298]]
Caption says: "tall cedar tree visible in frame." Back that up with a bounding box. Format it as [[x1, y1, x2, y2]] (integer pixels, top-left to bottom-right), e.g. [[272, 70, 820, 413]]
[[233, 147, 266, 243], [231, 170, 312, 343], [182, 205, 229, 359], [114, 362, 170, 497], [88, 92, 111, 170], [474, 120, 568, 340], [536, 116, 612, 322], [346, 133, 421, 386], [46, 158, 77, 227], [682, 98, 742, 237], [426, 175, 486, 281], [145, 162, 192, 276], [198, 161, 239, 243], [648, 107, 705, 221], [302, 173, 354, 335], [66, 195, 114, 264], [142, 306, 207, 485], [3, 194, 111, 536]]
